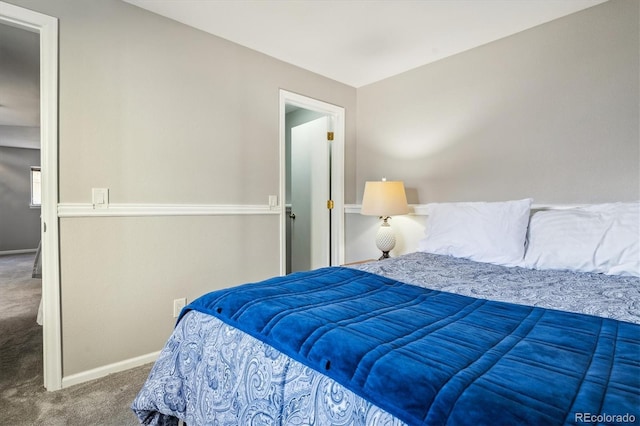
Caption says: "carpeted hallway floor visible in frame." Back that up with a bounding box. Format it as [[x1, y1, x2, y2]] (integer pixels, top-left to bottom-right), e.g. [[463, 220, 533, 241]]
[[0, 253, 152, 425]]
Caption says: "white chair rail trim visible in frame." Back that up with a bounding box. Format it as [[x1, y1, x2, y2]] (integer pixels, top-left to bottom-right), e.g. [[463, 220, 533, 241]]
[[58, 203, 279, 218], [59, 202, 588, 218], [344, 203, 429, 215], [344, 203, 587, 215]]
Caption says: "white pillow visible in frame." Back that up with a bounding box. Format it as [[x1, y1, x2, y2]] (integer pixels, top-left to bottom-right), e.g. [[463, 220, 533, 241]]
[[417, 199, 532, 266], [522, 202, 640, 277]]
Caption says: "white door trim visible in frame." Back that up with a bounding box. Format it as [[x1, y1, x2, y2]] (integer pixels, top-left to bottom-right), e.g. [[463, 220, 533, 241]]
[[0, 2, 62, 391], [279, 90, 345, 275]]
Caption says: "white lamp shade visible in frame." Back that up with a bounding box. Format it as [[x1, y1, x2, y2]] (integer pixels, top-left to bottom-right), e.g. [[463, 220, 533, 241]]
[[361, 181, 409, 217]]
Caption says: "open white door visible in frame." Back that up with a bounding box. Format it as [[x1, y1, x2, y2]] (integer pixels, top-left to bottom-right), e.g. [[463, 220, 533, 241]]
[[290, 117, 330, 272]]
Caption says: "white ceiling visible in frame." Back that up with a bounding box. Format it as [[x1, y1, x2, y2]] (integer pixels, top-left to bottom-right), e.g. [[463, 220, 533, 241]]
[[124, 0, 608, 88], [0, 0, 609, 149]]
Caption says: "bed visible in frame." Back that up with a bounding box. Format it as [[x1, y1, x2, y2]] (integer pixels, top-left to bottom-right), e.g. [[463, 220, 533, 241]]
[[132, 201, 640, 425]]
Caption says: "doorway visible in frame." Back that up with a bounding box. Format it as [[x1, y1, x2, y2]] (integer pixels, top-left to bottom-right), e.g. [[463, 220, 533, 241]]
[[279, 90, 345, 275], [288, 114, 330, 273], [0, 3, 61, 391], [0, 20, 43, 401]]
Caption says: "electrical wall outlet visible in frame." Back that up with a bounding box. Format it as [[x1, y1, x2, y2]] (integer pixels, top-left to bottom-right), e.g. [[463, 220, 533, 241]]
[[173, 298, 187, 318]]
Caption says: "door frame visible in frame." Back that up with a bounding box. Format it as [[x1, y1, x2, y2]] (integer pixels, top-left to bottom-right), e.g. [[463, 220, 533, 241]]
[[279, 90, 345, 275], [0, 2, 62, 390]]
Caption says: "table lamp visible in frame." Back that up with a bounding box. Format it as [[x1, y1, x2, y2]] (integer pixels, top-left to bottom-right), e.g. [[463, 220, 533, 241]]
[[361, 179, 409, 260]]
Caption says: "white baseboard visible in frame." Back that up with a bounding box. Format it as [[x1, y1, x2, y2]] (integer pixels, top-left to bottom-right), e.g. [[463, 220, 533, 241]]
[[0, 249, 38, 256], [61, 350, 160, 389]]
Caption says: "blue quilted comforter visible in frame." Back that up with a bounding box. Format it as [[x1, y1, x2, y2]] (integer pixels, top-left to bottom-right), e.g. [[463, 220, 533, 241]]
[[181, 266, 640, 425]]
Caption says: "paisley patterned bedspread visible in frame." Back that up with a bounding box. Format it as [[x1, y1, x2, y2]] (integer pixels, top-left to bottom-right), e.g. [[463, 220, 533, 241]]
[[132, 253, 640, 425], [354, 252, 640, 325]]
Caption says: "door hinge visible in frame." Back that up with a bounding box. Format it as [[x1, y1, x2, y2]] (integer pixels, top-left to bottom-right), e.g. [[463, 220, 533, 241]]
[[327, 200, 334, 210], [327, 131, 334, 141]]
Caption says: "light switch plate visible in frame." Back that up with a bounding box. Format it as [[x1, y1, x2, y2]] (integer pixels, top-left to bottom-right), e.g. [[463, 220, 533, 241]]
[[92, 188, 109, 209], [269, 195, 278, 209]]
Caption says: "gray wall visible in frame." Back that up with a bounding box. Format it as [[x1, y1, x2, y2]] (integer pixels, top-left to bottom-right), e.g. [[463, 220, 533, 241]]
[[6, 0, 356, 376], [346, 0, 639, 263], [356, 0, 639, 205], [0, 147, 40, 252], [5, 0, 638, 379]]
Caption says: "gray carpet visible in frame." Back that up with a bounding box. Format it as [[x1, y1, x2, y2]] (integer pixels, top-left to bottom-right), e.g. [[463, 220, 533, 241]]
[[0, 253, 152, 425]]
